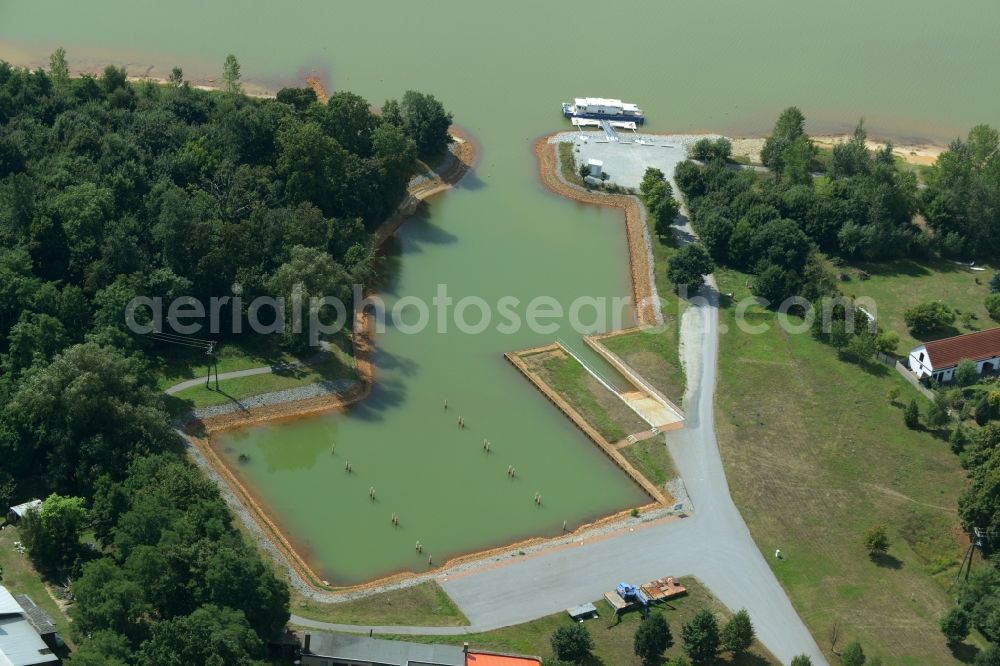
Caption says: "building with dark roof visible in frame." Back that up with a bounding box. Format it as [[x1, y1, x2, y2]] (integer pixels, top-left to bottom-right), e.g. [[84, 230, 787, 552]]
[[907, 327, 1000, 382], [298, 633, 540, 666], [0, 585, 59, 665]]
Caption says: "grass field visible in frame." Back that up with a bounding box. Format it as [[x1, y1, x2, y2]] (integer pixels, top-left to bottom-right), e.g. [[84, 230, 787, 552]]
[[391, 578, 777, 665], [164, 349, 357, 413], [0, 525, 74, 650], [558, 142, 588, 188], [290, 582, 469, 628], [713, 267, 981, 664], [600, 329, 686, 406], [837, 258, 997, 352], [526, 348, 647, 443], [620, 437, 677, 488]]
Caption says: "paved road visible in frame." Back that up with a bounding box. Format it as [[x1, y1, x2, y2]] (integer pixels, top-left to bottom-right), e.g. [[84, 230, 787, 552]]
[[289, 276, 827, 664]]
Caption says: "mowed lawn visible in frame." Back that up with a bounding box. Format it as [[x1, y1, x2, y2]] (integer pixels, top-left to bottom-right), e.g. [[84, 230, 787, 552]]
[[395, 578, 778, 666], [0, 525, 73, 650], [526, 348, 648, 443], [290, 581, 469, 628], [714, 268, 977, 664], [838, 259, 997, 352]]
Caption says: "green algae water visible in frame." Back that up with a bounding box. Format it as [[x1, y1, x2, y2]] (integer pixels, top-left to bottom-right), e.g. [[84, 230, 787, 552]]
[[5, 0, 999, 584]]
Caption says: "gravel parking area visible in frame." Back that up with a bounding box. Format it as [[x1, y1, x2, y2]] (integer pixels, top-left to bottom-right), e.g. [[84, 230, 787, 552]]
[[548, 131, 717, 190]]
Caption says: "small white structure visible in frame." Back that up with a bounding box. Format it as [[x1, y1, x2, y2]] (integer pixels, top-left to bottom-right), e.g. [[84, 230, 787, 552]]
[[586, 159, 603, 177], [908, 327, 1000, 383], [6, 500, 41, 526]]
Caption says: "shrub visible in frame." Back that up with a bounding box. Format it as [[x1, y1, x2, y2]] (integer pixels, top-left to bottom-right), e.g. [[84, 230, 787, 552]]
[[940, 607, 970, 643], [864, 524, 890, 557], [904, 399, 920, 429], [667, 244, 715, 295], [955, 359, 980, 387], [841, 642, 865, 666], [790, 657, 813, 666], [721, 609, 754, 654], [550, 624, 593, 664], [634, 613, 673, 664], [986, 293, 1000, 322], [681, 609, 720, 663], [903, 301, 956, 335]]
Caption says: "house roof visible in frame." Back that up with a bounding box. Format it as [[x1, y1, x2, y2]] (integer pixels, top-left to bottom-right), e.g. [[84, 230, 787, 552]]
[[466, 652, 542, 666], [12, 596, 55, 636], [7, 501, 41, 520], [0, 587, 58, 666], [923, 327, 1000, 369], [304, 632, 464, 666]]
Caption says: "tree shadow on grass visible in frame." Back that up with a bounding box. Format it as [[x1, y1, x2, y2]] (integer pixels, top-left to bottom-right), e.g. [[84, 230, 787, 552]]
[[727, 653, 773, 666], [949, 639, 981, 663], [870, 552, 904, 569]]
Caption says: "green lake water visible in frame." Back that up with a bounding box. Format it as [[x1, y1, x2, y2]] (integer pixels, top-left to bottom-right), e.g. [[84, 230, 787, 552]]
[[4, 0, 999, 584]]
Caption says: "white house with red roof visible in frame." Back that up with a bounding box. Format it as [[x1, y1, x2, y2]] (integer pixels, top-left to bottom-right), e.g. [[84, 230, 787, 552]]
[[908, 327, 1000, 383]]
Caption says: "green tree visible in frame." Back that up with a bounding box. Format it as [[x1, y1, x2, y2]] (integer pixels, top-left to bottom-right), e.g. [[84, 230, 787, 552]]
[[761, 107, 816, 185], [990, 273, 1000, 293], [4, 343, 175, 494], [550, 624, 593, 664], [886, 386, 900, 404], [955, 359, 980, 386], [939, 607, 970, 643], [323, 91, 380, 156], [752, 264, 802, 305], [222, 54, 242, 94], [926, 391, 951, 427], [66, 630, 133, 666], [667, 244, 715, 295], [134, 605, 264, 666], [976, 645, 1000, 666], [986, 293, 1000, 322], [873, 330, 899, 355], [841, 641, 866, 666], [640, 167, 667, 198], [681, 609, 720, 663], [70, 558, 151, 643], [634, 612, 673, 664], [167, 66, 184, 87], [790, 657, 813, 666], [903, 398, 920, 429], [395, 90, 453, 160], [48, 47, 70, 88], [275, 86, 317, 113], [277, 121, 348, 217], [721, 609, 754, 654], [266, 245, 351, 351], [863, 524, 890, 558], [20, 494, 89, 578], [903, 301, 956, 335], [831, 120, 872, 179], [666, 658, 691, 666]]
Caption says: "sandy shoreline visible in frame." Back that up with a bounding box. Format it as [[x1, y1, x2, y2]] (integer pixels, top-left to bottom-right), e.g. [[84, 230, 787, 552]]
[[729, 134, 943, 166]]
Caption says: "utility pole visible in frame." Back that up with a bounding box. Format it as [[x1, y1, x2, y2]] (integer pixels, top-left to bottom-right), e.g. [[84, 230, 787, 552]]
[[205, 341, 219, 390], [951, 527, 985, 591], [143, 330, 219, 390]]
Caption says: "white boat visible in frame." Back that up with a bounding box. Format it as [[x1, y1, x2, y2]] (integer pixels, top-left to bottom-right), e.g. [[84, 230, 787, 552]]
[[561, 97, 645, 125]]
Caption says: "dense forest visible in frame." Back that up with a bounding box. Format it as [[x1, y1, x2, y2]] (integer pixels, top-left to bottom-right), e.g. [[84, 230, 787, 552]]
[[0, 50, 453, 664], [671, 108, 1000, 658]]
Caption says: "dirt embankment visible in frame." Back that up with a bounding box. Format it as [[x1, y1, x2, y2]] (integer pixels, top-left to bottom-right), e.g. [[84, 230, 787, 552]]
[[534, 136, 659, 327]]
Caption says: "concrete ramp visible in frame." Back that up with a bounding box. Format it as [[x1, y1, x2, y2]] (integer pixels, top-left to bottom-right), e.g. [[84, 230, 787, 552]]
[[621, 391, 681, 431]]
